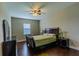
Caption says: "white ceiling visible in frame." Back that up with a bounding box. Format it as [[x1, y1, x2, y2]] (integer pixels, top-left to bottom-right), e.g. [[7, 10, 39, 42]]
[[5, 2, 76, 20]]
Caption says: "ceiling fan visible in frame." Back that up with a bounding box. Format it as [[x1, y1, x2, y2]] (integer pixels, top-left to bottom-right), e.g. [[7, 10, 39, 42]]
[[25, 3, 48, 16]]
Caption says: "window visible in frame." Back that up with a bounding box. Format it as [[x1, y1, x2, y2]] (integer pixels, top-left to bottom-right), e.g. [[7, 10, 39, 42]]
[[23, 24, 31, 35]]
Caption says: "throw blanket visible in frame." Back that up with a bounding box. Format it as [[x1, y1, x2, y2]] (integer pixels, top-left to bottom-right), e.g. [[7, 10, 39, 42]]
[[32, 34, 56, 47]]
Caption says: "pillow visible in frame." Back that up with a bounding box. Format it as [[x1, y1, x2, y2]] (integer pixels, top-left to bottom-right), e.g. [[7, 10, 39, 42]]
[[43, 33, 55, 36], [43, 33, 48, 35], [47, 34, 55, 36]]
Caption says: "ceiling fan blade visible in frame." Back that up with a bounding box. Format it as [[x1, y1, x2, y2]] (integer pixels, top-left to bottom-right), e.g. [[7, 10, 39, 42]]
[[25, 3, 34, 9], [41, 12, 46, 14], [25, 10, 31, 12], [40, 3, 49, 9], [25, 9, 32, 12]]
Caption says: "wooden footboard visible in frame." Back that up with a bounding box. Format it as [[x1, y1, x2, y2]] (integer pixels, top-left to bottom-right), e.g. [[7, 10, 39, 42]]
[[26, 35, 35, 48]]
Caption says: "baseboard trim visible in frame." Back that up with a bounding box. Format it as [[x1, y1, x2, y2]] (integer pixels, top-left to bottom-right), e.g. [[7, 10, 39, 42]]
[[69, 46, 79, 51]]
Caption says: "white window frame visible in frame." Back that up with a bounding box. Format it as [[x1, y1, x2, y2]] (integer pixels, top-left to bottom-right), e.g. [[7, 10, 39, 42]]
[[23, 24, 31, 35]]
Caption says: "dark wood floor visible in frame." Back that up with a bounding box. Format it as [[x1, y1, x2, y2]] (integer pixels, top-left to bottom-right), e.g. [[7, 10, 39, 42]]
[[16, 42, 79, 56]]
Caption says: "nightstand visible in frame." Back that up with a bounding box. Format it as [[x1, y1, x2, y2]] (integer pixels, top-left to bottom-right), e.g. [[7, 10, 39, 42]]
[[59, 38, 69, 48]]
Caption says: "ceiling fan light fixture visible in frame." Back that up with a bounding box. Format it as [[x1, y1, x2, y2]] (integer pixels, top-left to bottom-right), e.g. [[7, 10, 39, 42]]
[[32, 8, 41, 16]]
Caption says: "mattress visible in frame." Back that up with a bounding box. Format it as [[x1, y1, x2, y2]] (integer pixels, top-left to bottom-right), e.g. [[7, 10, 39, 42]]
[[32, 34, 56, 47]]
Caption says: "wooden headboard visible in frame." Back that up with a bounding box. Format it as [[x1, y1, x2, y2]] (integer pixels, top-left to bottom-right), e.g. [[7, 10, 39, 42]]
[[43, 27, 59, 34], [43, 27, 59, 39]]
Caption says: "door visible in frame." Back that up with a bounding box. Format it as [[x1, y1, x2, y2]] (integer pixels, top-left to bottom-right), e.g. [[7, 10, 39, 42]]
[[2, 20, 16, 56]]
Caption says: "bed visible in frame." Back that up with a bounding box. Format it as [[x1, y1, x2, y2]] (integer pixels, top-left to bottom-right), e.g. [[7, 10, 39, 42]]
[[26, 27, 59, 48]]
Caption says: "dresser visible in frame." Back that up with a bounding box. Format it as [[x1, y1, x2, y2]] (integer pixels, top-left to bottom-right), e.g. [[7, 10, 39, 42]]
[[2, 40, 16, 56]]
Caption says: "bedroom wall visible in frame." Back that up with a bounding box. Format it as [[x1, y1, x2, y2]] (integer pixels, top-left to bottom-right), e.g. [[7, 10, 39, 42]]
[[0, 3, 11, 55], [40, 3, 79, 50], [11, 17, 40, 42]]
